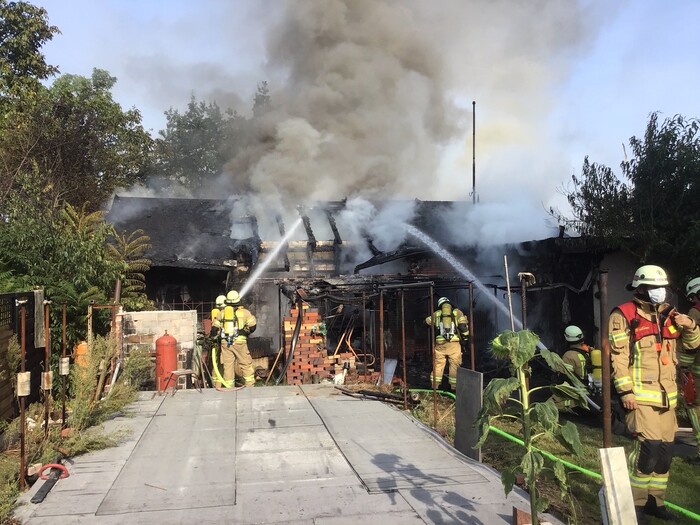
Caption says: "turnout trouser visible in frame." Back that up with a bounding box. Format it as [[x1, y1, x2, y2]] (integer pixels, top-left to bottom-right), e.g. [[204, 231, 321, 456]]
[[625, 404, 677, 507], [221, 340, 255, 386], [430, 340, 462, 388]]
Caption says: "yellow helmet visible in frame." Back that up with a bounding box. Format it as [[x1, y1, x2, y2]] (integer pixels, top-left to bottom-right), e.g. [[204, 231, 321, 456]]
[[628, 265, 668, 290], [686, 277, 700, 299], [215, 295, 226, 308], [564, 325, 583, 343], [226, 290, 241, 305]]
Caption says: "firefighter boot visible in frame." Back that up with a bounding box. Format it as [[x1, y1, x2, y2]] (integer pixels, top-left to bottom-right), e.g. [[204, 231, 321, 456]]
[[645, 496, 679, 523], [634, 506, 648, 525]]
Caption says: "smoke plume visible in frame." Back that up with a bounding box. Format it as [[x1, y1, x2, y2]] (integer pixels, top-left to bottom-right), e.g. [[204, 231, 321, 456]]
[[219, 0, 605, 245], [225, 0, 458, 204]]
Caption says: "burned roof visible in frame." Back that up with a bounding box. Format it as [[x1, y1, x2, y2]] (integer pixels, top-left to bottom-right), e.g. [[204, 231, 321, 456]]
[[107, 196, 244, 269], [105, 196, 477, 271]]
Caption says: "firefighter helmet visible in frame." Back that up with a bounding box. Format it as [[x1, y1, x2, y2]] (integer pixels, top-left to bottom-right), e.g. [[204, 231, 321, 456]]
[[437, 297, 451, 308], [564, 325, 584, 343], [686, 277, 700, 299], [628, 264, 669, 290], [226, 290, 241, 304], [215, 295, 226, 308]]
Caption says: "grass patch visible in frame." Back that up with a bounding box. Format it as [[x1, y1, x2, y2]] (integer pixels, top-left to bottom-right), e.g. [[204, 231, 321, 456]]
[[409, 394, 700, 524]]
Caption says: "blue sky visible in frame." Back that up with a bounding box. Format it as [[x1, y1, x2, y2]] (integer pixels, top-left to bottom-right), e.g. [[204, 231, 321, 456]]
[[36, 0, 700, 242]]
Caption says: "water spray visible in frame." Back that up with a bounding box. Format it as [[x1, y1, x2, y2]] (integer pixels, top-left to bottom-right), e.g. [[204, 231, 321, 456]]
[[239, 217, 303, 298], [405, 224, 524, 330], [406, 225, 601, 411]]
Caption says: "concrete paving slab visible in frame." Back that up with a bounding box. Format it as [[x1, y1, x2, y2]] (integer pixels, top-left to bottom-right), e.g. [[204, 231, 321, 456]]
[[97, 390, 237, 515], [305, 387, 488, 493], [15, 385, 563, 525]]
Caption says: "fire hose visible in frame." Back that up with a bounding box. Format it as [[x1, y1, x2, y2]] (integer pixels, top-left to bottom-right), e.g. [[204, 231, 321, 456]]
[[210, 341, 246, 392], [276, 295, 304, 386], [406, 389, 698, 522]]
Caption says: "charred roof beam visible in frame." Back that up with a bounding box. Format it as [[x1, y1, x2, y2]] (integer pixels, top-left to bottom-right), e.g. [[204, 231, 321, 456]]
[[325, 209, 342, 277], [275, 214, 290, 272], [297, 207, 317, 252]]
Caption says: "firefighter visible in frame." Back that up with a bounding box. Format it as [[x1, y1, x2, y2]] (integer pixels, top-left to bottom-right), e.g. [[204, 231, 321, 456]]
[[205, 294, 226, 387], [425, 297, 468, 391], [609, 265, 700, 522], [209, 294, 226, 339], [680, 277, 700, 464], [550, 325, 601, 411], [220, 290, 257, 387]]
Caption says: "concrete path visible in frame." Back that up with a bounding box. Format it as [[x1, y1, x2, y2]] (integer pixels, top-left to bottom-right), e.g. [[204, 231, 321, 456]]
[[14, 385, 561, 524]]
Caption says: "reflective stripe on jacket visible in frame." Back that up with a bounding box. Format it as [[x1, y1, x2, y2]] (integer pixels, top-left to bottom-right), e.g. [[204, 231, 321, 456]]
[[609, 298, 700, 408]]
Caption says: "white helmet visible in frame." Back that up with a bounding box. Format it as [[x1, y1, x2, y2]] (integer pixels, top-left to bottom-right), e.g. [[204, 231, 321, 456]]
[[564, 325, 584, 343], [215, 295, 226, 308], [628, 264, 669, 290], [686, 277, 700, 299], [226, 290, 241, 304], [437, 297, 451, 308]]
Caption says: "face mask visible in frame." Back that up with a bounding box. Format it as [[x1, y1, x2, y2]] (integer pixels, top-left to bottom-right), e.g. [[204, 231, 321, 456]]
[[647, 287, 667, 304]]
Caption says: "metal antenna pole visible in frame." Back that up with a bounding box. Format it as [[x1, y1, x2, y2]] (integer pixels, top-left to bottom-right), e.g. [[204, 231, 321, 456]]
[[472, 100, 476, 204]]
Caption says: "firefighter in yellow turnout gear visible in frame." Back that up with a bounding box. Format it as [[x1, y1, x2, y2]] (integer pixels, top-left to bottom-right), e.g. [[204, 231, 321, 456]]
[[609, 265, 700, 522], [208, 295, 227, 386], [551, 325, 602, 411], [680, 277, 700, 464], [217, 290, 257, 387], [425, 297, 468, 390]]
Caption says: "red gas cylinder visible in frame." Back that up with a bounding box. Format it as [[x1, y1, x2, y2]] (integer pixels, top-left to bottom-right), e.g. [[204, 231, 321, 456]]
[[155, 330, 178, 391]]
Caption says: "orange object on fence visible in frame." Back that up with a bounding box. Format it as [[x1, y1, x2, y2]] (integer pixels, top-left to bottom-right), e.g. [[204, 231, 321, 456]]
[[74, 341, 89, 377]]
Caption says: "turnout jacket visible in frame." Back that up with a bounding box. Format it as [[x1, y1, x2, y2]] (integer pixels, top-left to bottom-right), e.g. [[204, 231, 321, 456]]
[[562, 344, 590, 381], [609, 297, 700, 408], [426, 308, 469, 344]]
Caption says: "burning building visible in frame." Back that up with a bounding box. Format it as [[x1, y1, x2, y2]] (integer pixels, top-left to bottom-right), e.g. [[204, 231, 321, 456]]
[[106, 194, 635, 388]]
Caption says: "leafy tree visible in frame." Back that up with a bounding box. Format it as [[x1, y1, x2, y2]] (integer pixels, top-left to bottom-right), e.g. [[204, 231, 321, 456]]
[[0, 0, 59, 105], [562, 113, 700, 284], [253, 81, 271, 118], [1, 69, 153, 211], [0, 0, 59, 205], [151, 95, 247, 192], [476, 330, 586, 524], [0, 199, 125, 346]]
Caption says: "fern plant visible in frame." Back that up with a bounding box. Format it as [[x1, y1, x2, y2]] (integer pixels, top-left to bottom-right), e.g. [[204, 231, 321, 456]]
[[107, 228, 152, 307], [476, 330, 588, 524]]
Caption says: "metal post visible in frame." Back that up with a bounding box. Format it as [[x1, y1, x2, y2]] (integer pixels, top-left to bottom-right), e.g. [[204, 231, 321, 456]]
[[504, 256, 515, 332], [61, 302, 67, 429], [521, 279, 528, 330], [18, 300, 27, 491], [43, 300, 51, 437], [400, 289, 407, 410], [87, 301, 94, 348], [278, 286, 283, 358], [379, 290, 385, 385], [468, 282, 475, 371], [362, 292, 367, 383], [599, 270, 612, 448], [429, 284, 436, 427]]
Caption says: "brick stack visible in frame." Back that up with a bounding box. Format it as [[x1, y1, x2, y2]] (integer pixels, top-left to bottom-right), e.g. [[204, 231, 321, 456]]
[[284, 306, 332, 385]]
